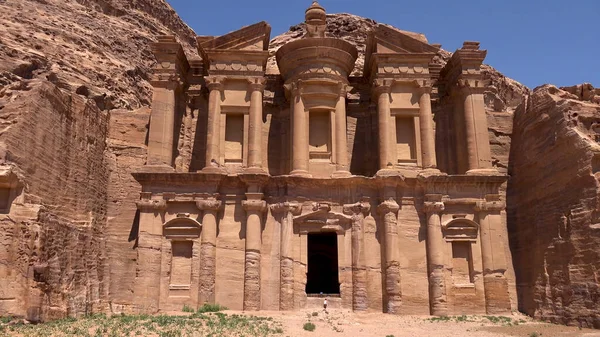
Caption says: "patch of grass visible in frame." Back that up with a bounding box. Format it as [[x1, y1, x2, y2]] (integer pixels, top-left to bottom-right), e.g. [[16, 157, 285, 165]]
[[386, 335, 395, 337], [3, 310, 282, 337], [303, 322, 316, 332], [484, 315, 513, 324], [182, 305, 194, 313], [0, 316, 12, 324], [196, 303, 227, 313], [529, 333, 539, 337], [428, 315, 451, 322]]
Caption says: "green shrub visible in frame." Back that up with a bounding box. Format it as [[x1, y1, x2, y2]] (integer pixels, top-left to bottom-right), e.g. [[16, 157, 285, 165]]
[[197, 303, 227, 313], [303, 322, 316, 332], [386, 335, 395, 337], [529, 333, 539, 337], [182, 305, 194, 313], [311, 312, 318, 317]]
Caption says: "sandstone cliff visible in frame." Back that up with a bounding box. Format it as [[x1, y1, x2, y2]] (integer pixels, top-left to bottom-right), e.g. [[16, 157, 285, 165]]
[[0, 0, 194, 320], [508, 84, 600, 328]]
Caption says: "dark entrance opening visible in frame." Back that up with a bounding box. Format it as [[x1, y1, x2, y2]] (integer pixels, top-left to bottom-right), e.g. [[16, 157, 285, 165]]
[[306, 232, 340, 295]]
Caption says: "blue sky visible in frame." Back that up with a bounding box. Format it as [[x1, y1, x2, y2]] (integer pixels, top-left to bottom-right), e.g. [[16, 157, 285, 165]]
[[165, 0, 599, 89]]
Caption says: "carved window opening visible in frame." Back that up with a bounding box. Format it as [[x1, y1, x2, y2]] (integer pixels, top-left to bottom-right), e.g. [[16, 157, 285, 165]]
[[443, 218, 478, 287], [224, 114, 244, 164], [170, 240, 193, 289], [451, 241, 474, 285], [395, 116, 417, 165], [306, 232, 340, 295], [163, 218, 201, 294], [309, 110, 332, 160]]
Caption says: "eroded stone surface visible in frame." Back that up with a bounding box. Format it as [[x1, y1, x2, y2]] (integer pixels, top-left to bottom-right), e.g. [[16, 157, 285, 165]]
[[508, 85, 600, 328]]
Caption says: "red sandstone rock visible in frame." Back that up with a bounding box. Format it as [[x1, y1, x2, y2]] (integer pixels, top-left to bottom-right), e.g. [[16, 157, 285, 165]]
[[508, 84, 600, 328]]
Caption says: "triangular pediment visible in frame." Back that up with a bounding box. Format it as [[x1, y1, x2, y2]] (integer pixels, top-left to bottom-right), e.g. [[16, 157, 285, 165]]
[[369, 25, 438, 54], [197, 21, 271, 52], [364, 24, 440, 78]]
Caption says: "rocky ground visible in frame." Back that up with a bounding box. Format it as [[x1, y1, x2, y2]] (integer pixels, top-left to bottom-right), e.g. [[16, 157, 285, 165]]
[[2, 309, 600, 337]]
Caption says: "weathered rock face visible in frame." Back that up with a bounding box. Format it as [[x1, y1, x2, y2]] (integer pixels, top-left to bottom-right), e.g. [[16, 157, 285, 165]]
[[508, 85, 600, 328], [0, 0, 194, 320], [0, 80, 109, 321]]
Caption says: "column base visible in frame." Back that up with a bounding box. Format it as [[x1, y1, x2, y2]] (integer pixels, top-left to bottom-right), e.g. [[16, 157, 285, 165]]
[[466, 168, 501, 176], [290, 170, 312, 178], [243, 167, 267, 175], [376, 168, 403, 178], [201, 166, 227, 174], [331, 170, 352, 178]]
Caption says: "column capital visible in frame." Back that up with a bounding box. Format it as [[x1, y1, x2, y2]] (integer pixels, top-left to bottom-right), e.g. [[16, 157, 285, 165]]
[[372, 78, 393, 96], [243, 199, 267, 213], [136, 199, 167, 212], [343, 201, 371, 216], [456, 77, 486, 95], [474, 200, 505, 213], [247, 77, 266, 92], [196, 198, 222, 211], [378, 199, 400, 214], [206, 76, 225, 91], [423, 201, 445, 214], [270, 201, 302, 215], [337, 82, 353, 97], [283, 80, 304, 97]]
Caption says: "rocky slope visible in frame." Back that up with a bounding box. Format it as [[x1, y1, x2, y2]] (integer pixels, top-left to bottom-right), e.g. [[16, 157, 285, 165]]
[[508, 84, 600, 328]]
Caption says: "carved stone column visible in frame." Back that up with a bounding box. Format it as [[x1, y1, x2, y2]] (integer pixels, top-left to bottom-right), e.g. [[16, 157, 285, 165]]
[[289, 82, 311, 177], [378, 198, 401, 314], [242, 193, 267, 311], [270, 202, 301, 311], [344, 201, 371, 311], [204, 76, 224, 170], [475, 195, 511, 314], [134, 197, 167, 312], [423, 195, 448, 316], [247, 78, 266, 172], [148, 37, 188, 169], [374, 80, 393, 171], [196, 196, 222, 305], [459, 80, 493, 172], [417, 83, 437, 169], [333, 85, 351, 177]]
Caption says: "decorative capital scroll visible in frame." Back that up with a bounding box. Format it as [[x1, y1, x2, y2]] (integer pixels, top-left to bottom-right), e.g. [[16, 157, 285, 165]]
[[270, 202, 302, 216], [423, 201, 445, 214], [414, 79, 432, 94], [196, 198, 222, 211], [136, 199, 167, 212], [456, 77, 486, 95], [247, 77, 266, 92], [377, 199, 400, 214], [205, 76, 225, 91], [242, 199, 267, 213], [372, 78, 393, 96], [343, 201, 371, 216], [283, 80, 305, 97]]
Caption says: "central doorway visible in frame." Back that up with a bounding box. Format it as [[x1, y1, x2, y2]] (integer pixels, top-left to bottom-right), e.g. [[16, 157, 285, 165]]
[[306, 232, 340, 295]]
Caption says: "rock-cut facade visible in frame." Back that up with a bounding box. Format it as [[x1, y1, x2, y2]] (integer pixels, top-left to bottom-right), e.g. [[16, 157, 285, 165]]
[[133, 2, 515, 315]]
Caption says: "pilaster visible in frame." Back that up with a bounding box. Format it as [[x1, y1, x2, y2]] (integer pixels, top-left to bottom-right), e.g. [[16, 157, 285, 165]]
[[247, 77, 267, 173], [423, 194, 448, 316], [343, 200, 371, 311], [203, 76, 225, 172], [332, 84, 352, 178], [242, 194, 267, 311], [377, 196, 401, 314], [147, 36, 189, 170], [416, 81, 438, 170], [475, 195, 511, 314], [196, 195, 222, 305]]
